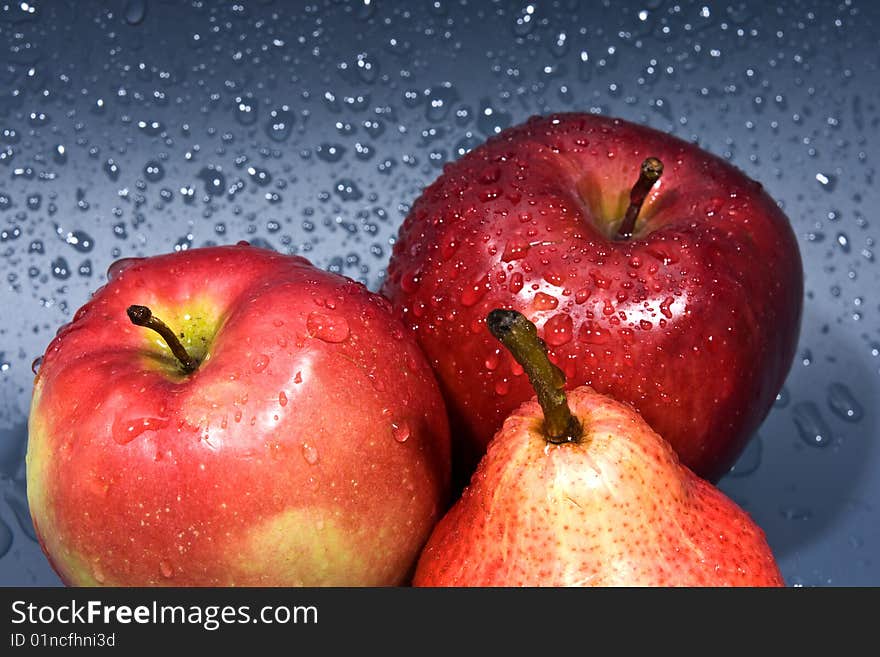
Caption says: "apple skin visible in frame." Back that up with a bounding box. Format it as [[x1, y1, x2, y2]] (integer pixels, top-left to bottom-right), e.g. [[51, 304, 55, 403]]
[[413, 386, 784, 587], [27, 244, 451, 586], [382, 113, 803, 482]]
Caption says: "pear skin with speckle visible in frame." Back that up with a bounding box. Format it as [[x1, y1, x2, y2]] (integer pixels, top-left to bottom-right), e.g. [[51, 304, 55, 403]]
[[414, 387, 783, 587]]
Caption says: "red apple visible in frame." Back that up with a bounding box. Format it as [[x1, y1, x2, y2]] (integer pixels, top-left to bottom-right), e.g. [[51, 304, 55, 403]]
[[382, 113, 803, 482], [27, 244, 450, 586]]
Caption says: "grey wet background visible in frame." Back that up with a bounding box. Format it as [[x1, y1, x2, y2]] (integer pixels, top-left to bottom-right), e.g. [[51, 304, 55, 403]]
[[0, 0, 877, 586]]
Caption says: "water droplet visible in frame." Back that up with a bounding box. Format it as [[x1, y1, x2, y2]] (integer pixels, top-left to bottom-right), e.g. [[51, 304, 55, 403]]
[[302, 442, 319, 465], [578, 320, 609, 345], [103, 158, 120, 181], [815, 172, 836, 191], [91, 563, 107, 584], [316, 143, 346, 162], [425, 83, 459, 123], [51, 257, 70, 280], [544, 313, 574, 346], [251, 354, 270, 373], [461, 274, 490, 307], [392, 421, 411, 443], [827, 382, 863, 423], [265, 105, 294, 142], [247, 165, 272, 187], [197, 166, 226, 197], [333, 178, 363, 201], [137, 119, 164, 136], [53, 144, 67, 164], [278, 391, 288, 407], [728, 435, 762, 477], [533, 292, 559, 311], [233, 93, 259, 125], [113, 417, 169, 445], [159, 560, 174, 579], [124, 0, 146, 25], [107, 257, 142, 280], [143, 160, 164, 182], [306, 311, 350, 343], [792, 402, 833, 448], [501, 239, 530, 262], [774, 386, 790, 408]]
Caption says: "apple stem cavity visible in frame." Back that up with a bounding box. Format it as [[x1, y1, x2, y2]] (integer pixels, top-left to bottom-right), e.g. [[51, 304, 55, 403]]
[[487, 309, 582, 445], [126, 304, 199, 374], [616, 156, 664, 240]]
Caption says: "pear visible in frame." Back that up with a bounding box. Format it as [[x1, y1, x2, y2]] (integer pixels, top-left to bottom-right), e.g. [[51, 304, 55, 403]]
[[413, 309, 783, 587]]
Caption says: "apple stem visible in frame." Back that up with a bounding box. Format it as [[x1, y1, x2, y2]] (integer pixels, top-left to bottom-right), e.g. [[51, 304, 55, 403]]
[[616, 156, 664, 240], [126, 305, 199, 374], [487, 309, 582, 444]]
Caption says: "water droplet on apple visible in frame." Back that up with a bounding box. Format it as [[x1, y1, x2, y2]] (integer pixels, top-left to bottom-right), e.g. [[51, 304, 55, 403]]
[[392, 421, 411, 443], [113, 417, 169, 445], [509, 272, 524, 294], [460, 274, 490, 307], [306, 311, 350, 343], [544, 313, 574, 346], [159, 560, 174, 579], [294, 371, 303, 384], [578, 320, 609, 345], [251, 354, 270, 373], [502, 239, 530, 262], [302, 442, 319, 465], [792, 402, 833, 448], [107, 257, 143, 280], [827, 382, 863, 422], [533, 292, 558, 311], [278, 391, 288, 407], [589, 270, 611, 289], [91, 563, 106, 584]]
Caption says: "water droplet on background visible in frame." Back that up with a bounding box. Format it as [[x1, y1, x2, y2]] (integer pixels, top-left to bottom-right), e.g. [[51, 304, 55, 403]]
[[792, 402, 833, 448], [124, 0, 147, 26], [827, 382, 863, 423]]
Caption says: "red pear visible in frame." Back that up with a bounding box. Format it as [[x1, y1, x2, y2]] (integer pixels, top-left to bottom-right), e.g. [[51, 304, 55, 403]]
[[413, 310, 783, 587]]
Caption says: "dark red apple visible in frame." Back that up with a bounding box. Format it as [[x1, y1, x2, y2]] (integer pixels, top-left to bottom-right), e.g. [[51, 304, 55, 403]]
[[382, 113, 803, 482], [27, 244, 450, 585]]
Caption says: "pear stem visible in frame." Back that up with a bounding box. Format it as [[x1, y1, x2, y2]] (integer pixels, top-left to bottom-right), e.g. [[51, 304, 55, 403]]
[[127, 305, 199, 374], [487, 309, 581, 444], [616, 156, 664, 240]]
